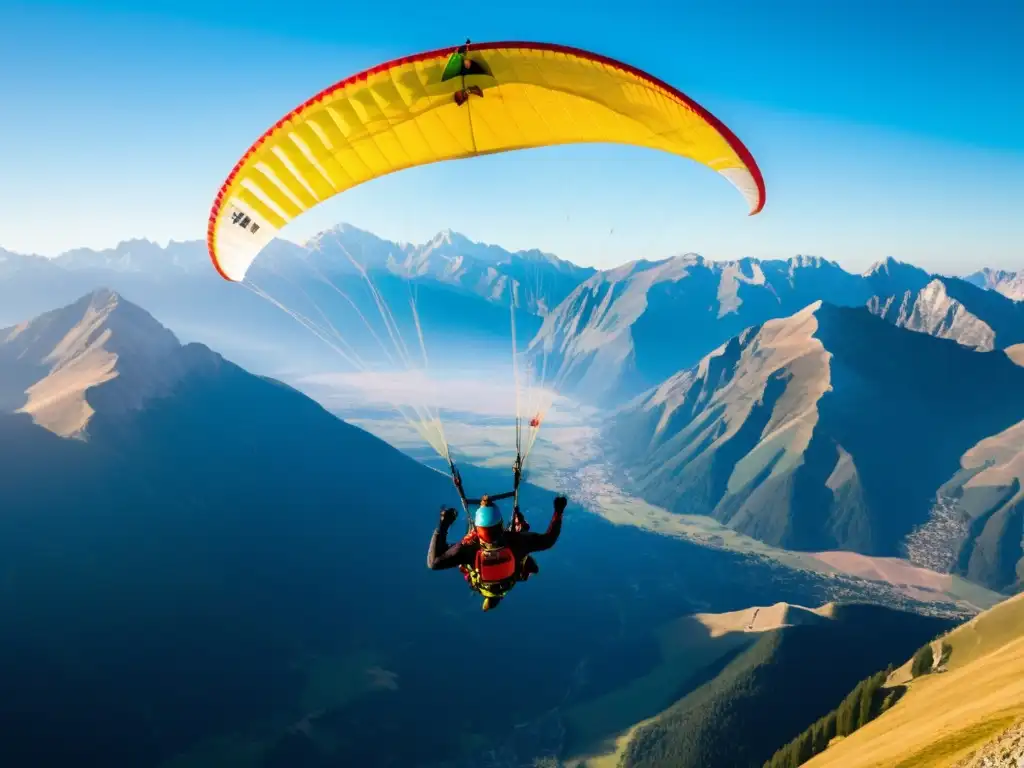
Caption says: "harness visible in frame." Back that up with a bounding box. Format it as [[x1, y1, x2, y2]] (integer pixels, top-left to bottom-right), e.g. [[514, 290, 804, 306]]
[[458, 531, 528, 600]]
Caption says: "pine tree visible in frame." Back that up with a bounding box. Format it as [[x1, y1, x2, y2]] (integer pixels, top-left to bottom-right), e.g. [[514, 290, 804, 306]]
[[838, 683, 863, 735], [824, 711, 837, 743], [769, 741, 796, 768], [812, 719, 827, 754], [797, 731, 813, 763], [858, 674, 880, 727], [911, 644, 934, 677], [939, 642, 952, 667], [836, 699, 851, 736]]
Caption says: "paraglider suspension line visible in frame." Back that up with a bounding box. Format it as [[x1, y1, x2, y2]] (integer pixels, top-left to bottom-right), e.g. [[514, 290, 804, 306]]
[[448, 445, 525, 533]]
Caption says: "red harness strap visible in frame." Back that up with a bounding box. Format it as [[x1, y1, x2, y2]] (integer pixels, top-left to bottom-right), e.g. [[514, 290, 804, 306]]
[[459, 531, 478, 584]]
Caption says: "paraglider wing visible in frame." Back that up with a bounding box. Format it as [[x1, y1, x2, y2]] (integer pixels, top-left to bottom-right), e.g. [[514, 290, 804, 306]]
[[208, 41, 765, 282]]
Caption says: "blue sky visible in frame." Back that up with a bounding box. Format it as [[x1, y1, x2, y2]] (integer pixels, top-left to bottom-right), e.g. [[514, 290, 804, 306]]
[[2, 0, 1021, 274]]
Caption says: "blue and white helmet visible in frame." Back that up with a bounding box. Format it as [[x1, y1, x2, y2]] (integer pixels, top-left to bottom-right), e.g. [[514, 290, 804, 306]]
[[474, 501, 502, 528]]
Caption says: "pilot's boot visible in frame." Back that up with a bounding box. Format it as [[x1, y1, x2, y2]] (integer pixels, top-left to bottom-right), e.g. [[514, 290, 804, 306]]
[[482, 596, 502, 611]]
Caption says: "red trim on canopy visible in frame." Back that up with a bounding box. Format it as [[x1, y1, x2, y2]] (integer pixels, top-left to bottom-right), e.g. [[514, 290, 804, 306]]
[[207, 41, 765, 281]]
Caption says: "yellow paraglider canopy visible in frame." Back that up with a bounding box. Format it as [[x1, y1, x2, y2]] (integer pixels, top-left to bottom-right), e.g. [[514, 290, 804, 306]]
[[208, 40, 765, 282]]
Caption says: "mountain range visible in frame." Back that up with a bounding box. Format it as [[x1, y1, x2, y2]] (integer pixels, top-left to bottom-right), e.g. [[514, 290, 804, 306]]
[[1, 226, 590, 313], [965, 267, 1024, 301], [8, 289, 919, 768], [605, 300, 1024, 592], [3, 230, 1019, 406], [3, 222, 1020, 768], [0, 227, 590, 379], [0, 288, 466, 765], [4, 228, 1021, 592], [531, 254, 1024, 406], [303, 224, 594, 316]]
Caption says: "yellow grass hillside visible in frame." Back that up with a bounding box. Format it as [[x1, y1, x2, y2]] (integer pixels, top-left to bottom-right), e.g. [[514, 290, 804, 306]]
[[805, 593, 1024, 768], [695, 601, 834, 638]]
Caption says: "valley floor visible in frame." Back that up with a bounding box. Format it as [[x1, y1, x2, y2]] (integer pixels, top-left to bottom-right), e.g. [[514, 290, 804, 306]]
[[343, 406, 1002, 618]]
